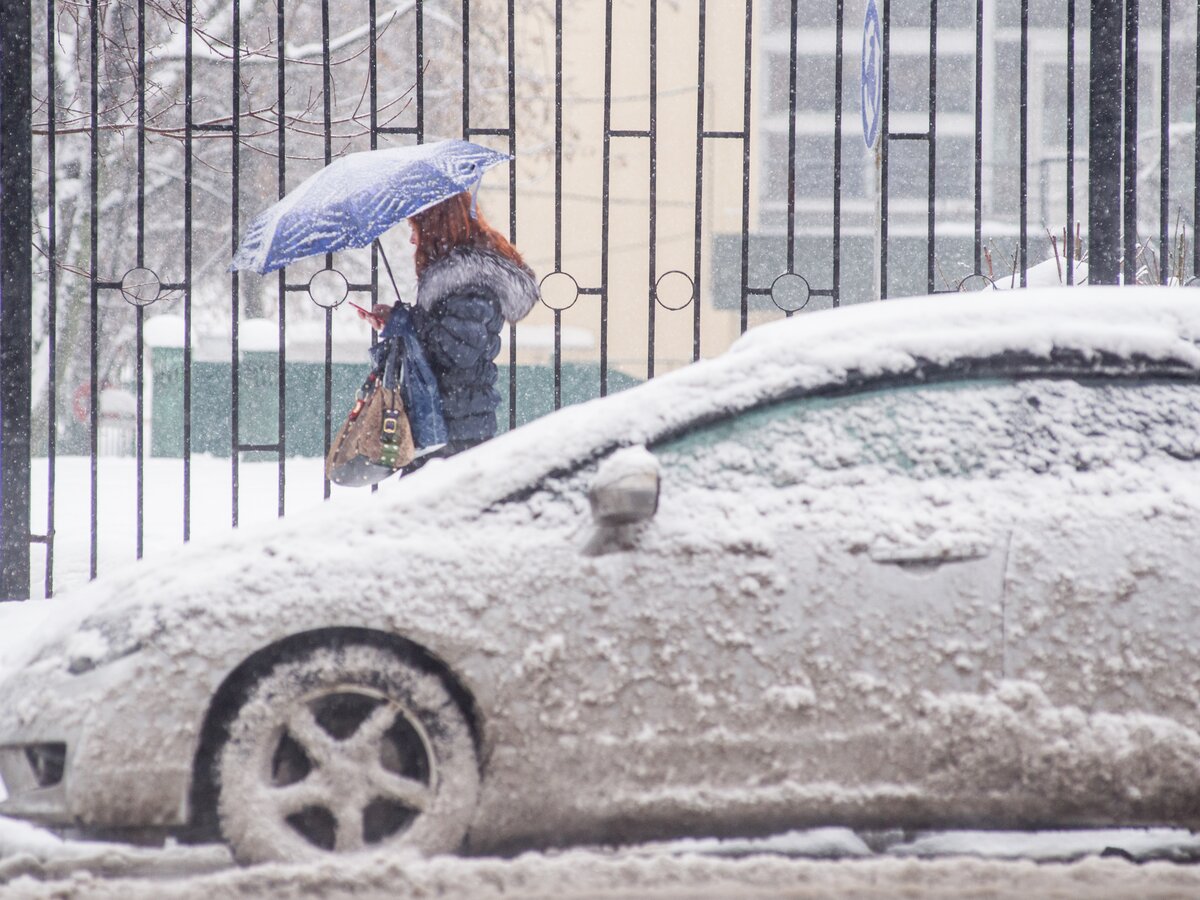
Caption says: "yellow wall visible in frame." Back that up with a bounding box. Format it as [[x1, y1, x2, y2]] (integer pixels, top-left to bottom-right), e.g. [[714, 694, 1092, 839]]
[[472, 0, 769, 380]]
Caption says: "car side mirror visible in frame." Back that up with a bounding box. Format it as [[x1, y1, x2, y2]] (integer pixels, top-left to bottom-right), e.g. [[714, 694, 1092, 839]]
[[588, 446, 660, 526]]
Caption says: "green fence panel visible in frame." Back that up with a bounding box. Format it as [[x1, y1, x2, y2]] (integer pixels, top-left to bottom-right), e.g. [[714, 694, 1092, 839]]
[[151, 350, 640, 458]]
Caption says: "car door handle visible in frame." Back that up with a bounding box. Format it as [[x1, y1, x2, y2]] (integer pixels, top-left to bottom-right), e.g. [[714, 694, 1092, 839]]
[[868, 541, 991, 566]]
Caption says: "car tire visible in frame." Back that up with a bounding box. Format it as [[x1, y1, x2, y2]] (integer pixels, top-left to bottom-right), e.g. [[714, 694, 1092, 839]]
[[216, 641, 479, 864]]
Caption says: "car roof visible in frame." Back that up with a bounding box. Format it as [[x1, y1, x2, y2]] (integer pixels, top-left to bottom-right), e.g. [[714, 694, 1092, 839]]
[[396, 285, 1200, 509]]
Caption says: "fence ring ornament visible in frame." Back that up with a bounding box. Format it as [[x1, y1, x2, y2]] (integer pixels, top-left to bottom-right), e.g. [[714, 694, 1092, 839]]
[[120, 267, 161, 307], [957, 273, 997, 292], [769, 272, 811, 312], [654, 270, 695, 311], [308, 268, 349, 309], [539, 271, 580, 311]]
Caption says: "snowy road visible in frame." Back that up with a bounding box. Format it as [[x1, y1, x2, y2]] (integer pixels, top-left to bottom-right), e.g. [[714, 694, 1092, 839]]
[[3, 818, 1200, 898], [4, 846, 1200, 899]]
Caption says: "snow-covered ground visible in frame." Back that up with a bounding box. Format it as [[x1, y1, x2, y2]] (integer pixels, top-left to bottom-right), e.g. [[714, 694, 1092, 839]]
[[2, 815, 1200, 898]]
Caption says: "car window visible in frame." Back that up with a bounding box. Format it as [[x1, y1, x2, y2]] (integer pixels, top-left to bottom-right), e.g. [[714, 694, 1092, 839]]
[[653, 377, 1200, 489]]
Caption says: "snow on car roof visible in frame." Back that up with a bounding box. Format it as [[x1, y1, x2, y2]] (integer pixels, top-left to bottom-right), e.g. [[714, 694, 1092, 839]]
[[434, 284, 1200, 511], [7, 285, 1200, 659]]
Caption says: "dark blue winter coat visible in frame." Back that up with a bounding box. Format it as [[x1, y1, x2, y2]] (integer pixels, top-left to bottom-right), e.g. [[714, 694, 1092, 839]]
[[409, 245, 539, 448], [374, 304, 448, 453]]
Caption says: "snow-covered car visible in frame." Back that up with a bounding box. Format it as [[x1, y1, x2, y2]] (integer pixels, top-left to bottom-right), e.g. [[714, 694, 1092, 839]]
[[3, 287, 1200, 864]]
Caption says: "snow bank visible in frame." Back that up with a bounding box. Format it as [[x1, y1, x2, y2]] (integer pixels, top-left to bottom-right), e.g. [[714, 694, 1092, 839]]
[[3, 843, 1200, 900], [0, 815, 230, 885], [891, 828, 1200, 863], [993, 257, 1089, 290], [633, 827, 871, 859]]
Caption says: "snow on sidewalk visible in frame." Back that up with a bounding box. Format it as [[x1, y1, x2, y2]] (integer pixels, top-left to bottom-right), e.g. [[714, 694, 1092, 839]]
[[890, 828, 1200, 863], [3, 816, 1200, 897], [2, 839, 1200, 900], [0, 816, 230, 884]]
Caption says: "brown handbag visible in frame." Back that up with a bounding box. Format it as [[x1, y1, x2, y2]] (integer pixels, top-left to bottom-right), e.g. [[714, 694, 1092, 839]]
[[326, 369, 416, 486]]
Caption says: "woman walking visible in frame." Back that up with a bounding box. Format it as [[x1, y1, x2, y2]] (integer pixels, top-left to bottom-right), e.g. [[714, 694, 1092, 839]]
[[360, 192, 538, 459]]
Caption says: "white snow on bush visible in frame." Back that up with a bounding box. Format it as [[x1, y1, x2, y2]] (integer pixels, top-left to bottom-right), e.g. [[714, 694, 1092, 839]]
[[993, 256, 1089, 289]]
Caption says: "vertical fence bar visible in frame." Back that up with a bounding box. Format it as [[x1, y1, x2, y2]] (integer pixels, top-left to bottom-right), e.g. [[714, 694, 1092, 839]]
[[368, 0, 380, 488], [88, 0, 99, 578], [785, 0, 797, 277], [973, 0, 983, 274], [600, 0, 612, 396], [0, 0, 32, 600], [880, 0, 890, 297], [183, 0, 193, 541], [647, 0, 658, 373], [506, 0, 518, 426], [1195, 2, 1199, 278], [1124, 0, 1139, 278], [43, 0, 58, 596], [832, 0, 845, 305], [1159, 0, 1169, 283], [1090, 0, 1125, 284], [738, 0, 752, 332], [692, 1, 706, 358], [276, 0, 287, 514], [135, 0, 146, 559], [1018, 0, 1028, 286], [416, 0, 425, 142], [462, 0, 470, 139], [506, 0, 516, 238], [553, 0, 562, 405], [926, 0, 937, 294], [182, 0, 192, 542], [321, 0, 333, 498], [1066, 0, 1076, 284], [230, 0, 241, 526]]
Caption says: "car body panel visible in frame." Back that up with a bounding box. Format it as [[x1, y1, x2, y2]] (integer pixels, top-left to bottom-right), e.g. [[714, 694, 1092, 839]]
[[4, 288, 1200, 847]]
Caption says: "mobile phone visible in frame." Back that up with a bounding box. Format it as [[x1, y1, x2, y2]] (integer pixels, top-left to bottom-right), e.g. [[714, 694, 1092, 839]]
[[349, 301, 369, 314]]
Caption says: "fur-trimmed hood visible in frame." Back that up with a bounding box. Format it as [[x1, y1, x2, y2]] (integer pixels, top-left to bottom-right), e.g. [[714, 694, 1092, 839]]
[[416, 245, 539, 323]]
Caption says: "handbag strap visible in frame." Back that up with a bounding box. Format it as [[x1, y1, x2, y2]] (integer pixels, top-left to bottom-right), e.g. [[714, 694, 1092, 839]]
[[381, 336, 404, 390]]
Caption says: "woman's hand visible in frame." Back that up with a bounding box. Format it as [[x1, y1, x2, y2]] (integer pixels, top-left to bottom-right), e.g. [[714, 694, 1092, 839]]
[[355, 302, 393, 331]]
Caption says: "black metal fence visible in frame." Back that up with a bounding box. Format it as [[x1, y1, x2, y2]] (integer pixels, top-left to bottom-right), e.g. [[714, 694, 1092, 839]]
[[2, 0, 1199, 599]]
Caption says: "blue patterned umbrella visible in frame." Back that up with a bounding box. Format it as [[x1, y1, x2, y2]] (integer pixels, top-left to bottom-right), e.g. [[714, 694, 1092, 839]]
[[230, 139, 510, 275]]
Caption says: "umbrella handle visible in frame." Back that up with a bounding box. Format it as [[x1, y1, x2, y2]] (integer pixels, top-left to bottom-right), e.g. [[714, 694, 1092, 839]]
[[376, 240, 406, 306], [468, 177, 481, 220]]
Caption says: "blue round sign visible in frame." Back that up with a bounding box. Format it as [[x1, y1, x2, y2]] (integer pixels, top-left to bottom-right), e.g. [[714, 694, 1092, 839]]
[[861, 0, 883, 149]]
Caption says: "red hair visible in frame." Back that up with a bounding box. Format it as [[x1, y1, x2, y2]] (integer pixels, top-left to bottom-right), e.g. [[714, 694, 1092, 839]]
[[410, 192, 529, 276]]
